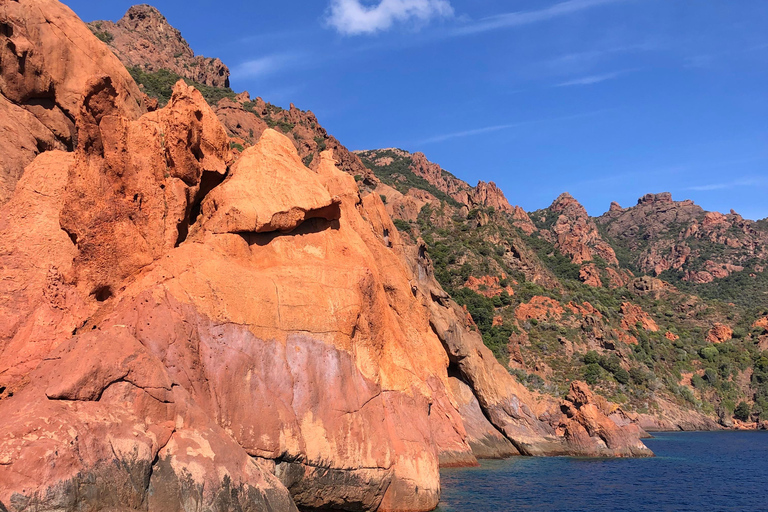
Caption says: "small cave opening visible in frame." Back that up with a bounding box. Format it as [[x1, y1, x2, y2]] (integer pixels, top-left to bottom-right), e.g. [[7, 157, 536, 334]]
[[92, 286, 113, 302], [0, 22, 13, 37], [175, 169, 228, 247], [447, 361, 463, 380]]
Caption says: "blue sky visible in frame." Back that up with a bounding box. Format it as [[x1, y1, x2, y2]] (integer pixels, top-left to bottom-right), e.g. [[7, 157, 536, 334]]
[[69, 0, 767, 219]]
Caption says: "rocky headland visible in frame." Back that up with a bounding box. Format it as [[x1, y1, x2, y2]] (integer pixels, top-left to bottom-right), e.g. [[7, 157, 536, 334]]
[[0, 2, 656, 512]]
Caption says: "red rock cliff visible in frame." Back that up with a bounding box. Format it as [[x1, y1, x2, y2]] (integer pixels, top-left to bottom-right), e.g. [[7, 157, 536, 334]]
[[0, 3, 653, 511]]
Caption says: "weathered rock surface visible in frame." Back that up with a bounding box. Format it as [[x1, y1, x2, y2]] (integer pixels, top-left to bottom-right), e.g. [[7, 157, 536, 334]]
[[597, 192, 768, 279], [214, 95, 377, 183], [89, 5, 230, 87], [448, 377, 519, 459], [706, 323, 733, 344], [546, 192, 619, 266], [0, 0, 146, 205], [0, 3, 653, 511]]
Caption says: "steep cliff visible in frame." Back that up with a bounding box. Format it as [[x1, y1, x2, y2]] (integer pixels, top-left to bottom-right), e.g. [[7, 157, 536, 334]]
[[0, 2, 652, 512]]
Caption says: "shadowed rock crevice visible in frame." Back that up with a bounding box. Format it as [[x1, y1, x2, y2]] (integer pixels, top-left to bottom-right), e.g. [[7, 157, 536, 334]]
[[238, 217, 342, 246]]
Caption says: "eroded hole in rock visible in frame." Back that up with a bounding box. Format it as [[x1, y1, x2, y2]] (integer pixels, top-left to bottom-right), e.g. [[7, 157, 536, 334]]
[[61, 226, 78, 246], [0, 22, 13, 37], [239, 218, 341, 247], [447, 361, 462, 380], [92, 286, 113, 302], [175, 169, 228, 247]]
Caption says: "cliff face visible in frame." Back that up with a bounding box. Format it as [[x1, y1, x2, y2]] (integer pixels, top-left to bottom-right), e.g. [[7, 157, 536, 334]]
[[527, 193, 633, 289], [0, 0, 146, 206], [88, 5, 230, 87], [356, 149, 767, 433], [0, 2, 652, 512]]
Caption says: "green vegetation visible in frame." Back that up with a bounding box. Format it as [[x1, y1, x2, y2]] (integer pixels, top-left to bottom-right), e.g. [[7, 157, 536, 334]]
[[357, 149, 462, 207], [127, 67, 236, 107], [93, 30, 114, 44], [393, 219, 412, 234]]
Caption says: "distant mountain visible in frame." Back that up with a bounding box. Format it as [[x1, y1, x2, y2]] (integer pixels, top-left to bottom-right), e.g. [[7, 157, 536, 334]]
[[355, 148, 768, 432], [88, 4, 230, 87]]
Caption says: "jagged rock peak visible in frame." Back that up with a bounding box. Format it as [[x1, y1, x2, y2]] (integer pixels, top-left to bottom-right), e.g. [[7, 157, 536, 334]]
[[550, 192, 586, 215], [609, 201, 623, 212], [638, 192, 674, 205], [89, 4, 230, 87]]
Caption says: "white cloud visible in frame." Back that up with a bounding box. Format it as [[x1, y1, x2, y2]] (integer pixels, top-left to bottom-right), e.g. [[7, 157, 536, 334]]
[[554, 69, 630, 87], [419, 109, 613, 144], [687, 177, 765, 192], [231, 54, 299, 79], [452, 0, 626, 36], [326, 0, 454, 36]]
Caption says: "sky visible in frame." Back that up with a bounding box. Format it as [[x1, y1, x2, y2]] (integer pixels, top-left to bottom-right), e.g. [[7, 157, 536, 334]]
[[67, 0, 767, 219]]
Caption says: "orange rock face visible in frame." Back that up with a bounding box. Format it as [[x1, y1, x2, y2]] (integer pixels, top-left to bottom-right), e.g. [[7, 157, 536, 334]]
[[580, 263, 603, 287], [464, 275, 515, 298], [0, 2, 653, 510], [549, 193, 619, 266], [89, 5, 231, 88], [516, 296, 565, 322], [620, 302, 659, 332], [0, 0, 146, 205], [559, 382, 651, 457], [665, 331, 680, 341], [706, 323, 733, 344], [753, 317, 768, 332]]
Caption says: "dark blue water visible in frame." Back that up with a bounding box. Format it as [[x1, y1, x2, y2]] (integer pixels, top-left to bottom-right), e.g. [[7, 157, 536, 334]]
[[437, 432, 768, 511]]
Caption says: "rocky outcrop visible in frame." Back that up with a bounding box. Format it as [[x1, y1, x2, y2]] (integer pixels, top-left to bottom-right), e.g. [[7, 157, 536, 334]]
[[464, 275, 514, 298], [753, 317, 768, 333], [515, 296, 564, 322], [215, 94, 376, 183], [356, 148, 514, 213], [706, 323, 733, 344], [468, 181, 514, 214], [598, 192, 768, 279], [511, 205, 537, 235], [620, 302, 659, 332], [546, 193, 619, 266], [89, 5, 230, 87], [579, 263, 602, 288], [0, 0, 146, 205]]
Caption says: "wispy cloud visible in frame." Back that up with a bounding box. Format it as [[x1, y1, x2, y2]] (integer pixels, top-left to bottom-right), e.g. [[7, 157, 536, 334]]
[[452, 0, 627, 37], [687, 177, 767, 192], [555, 68, 637, 87], [418, 109, 614, 144], [326, 0, 454, 36], [231, 53, 300, 79]]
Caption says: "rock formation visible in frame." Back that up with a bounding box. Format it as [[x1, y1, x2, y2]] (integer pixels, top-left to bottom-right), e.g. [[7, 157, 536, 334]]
[[0, 0, 146, 205], [356, 148, 514, 212], [0, 3, 653, 511], [545, 192, 620, 266], [597, 192, 768, 280], [89, 5, 230, 87]]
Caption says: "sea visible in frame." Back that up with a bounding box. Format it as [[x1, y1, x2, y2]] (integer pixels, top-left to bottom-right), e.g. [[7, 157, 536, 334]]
[[436, 431, 768, 512]]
